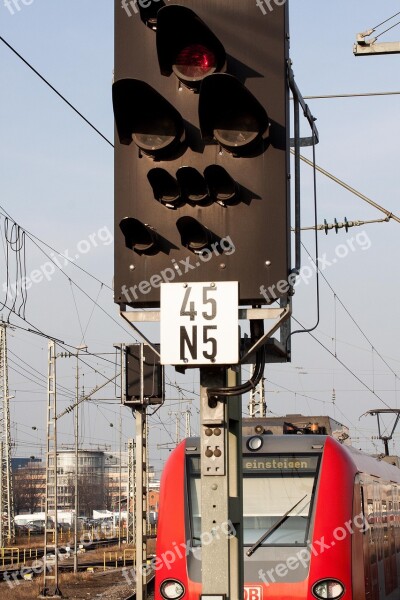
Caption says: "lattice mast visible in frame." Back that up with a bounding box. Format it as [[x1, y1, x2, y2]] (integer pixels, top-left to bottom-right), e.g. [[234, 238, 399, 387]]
[[248, 368, 266, 418], [127, 438, 135, 544], [40, 340, 61, 597], [0, 322, 15, 545]]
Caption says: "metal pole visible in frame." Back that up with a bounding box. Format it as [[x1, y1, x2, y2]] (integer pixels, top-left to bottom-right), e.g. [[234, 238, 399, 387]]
[[135, 405, 147, 600], [118, 413, 122, 548], [127, 439, 134, 544], [200, 367, 243, 600], [146, 418, 150, 536], [73, 354, 79, 574], [41, 340, 61, 597], [0, 440, 3, 548], [135, 344, 147, 600], [384, 438, 390, 456], [0, 323, 15, 544], [185, 409, 191, 437]]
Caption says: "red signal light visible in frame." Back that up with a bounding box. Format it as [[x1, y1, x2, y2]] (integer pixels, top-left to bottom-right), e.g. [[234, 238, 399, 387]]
[[156, 5, 226, 90], [174, 44, 217, 83]]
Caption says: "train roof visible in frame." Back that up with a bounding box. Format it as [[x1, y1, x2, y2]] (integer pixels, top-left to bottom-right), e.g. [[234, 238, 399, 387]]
[[242, 415, 350, 443], [185, 434, 328, 455], [184, 434, 400, 483]]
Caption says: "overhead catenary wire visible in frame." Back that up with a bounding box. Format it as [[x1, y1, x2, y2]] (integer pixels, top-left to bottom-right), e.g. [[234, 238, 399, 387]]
[[3, 216, 138, 343], [8, 351, 75, 399], [371, 11, 400, 31], [2, 303, 124, 402], [292, 316, 392, 411], [0, 205, 113, 292], [301, 91, 400, 100], [294, 151, 400, 224], [301, 241, 400, 384], [374, 19, 400, 41], [0, 35, 113, 148]]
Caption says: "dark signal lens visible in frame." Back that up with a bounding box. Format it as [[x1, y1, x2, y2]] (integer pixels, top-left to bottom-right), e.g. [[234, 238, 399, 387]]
[[176, 167, 209, 204], [173, 44, 217, 82], [120, 218, 159, 255], [204, 165, 238, 204], [112, 79, 185, 157], [214, 113, 260, 149], [199, 74, 269, 156], [133, 115, 179, 153], [177, 217, 212, 252], [147, 168, 181, 207]]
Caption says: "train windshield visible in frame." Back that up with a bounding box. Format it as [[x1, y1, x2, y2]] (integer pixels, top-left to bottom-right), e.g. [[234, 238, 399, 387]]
[[187, 453, 320, 547]]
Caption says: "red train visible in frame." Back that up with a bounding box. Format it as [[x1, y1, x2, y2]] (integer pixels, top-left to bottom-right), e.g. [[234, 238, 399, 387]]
[[155, 429, 400, 600]]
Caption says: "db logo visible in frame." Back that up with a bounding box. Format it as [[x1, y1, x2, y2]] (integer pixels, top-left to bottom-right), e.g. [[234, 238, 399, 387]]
[[244, 586, 263, 600]]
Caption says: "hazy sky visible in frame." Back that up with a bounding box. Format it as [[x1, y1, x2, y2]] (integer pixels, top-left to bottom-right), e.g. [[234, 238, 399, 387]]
[[1, 1, 400, 476]]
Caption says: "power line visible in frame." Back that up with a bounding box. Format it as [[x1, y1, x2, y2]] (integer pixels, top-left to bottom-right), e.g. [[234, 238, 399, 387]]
[[372, 11, 400, 31], [0, 206, 112, 291], [8, 348, 75, 399], [302, 91, 400, 100], [301, 241, 400, 383], [295, 152, 400, 224], [374, 19, 400, 41], [264, 377, 358, 432], [292, 316, 391, 410], [0, 35, 113, 148]]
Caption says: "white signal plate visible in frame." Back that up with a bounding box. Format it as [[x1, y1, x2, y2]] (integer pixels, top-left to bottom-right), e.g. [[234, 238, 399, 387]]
[[160, 281, 238, 366]]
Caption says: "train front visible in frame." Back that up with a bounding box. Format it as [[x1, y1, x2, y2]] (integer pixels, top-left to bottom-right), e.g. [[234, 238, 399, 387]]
[[156, 434, 355, 600]]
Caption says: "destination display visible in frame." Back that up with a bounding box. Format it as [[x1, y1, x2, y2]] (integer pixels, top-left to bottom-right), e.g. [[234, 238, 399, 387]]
[[187, 455, 320, 475], [243, 455, 319, 473]]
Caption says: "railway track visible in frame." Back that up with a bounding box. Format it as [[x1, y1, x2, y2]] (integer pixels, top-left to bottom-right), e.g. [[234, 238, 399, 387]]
[[0, 536, 124, 567], [124, 575, 155, 600]]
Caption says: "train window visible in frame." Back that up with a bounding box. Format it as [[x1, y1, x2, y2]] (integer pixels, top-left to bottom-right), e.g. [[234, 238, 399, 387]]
[[241, 454, 319, 546], [186, 454, 320, 548]]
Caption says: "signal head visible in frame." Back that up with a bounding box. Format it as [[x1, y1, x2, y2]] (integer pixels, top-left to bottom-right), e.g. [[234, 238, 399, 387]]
[[156, 5, 226, 89], [199, 74, 269, 155], [112, 79, 185, 157]]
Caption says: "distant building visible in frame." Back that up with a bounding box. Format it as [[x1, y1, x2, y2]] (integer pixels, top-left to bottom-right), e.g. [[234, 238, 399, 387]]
[[11, 457, 41, 471], [56, 450, 105, 514], [12, 450, 160, 517], [13, 459, 46, 514]]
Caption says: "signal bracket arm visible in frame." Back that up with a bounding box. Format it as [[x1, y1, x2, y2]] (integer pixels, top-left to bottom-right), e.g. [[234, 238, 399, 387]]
[[354, 30, 400, 55]]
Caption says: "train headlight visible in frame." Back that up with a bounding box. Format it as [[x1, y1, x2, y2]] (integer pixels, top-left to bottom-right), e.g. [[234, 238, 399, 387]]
[[312, 579, 345, 599], [160, 579, 185, 600]]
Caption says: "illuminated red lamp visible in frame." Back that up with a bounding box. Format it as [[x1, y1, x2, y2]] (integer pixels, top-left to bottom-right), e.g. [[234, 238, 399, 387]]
[[156, 5, 226, 89]]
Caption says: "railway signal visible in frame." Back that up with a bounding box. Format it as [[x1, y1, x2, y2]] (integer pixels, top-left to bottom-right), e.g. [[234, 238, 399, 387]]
[[113, 1, 291, 308]]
